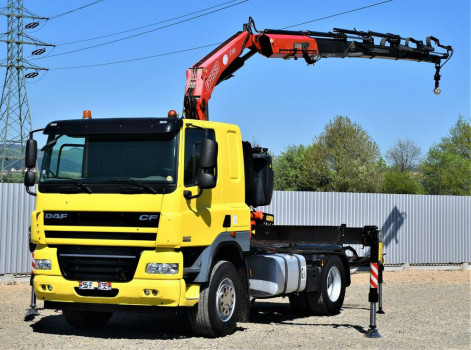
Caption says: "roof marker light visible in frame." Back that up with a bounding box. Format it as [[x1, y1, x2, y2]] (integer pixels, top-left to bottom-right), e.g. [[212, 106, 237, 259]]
[[168, 110, 178, 118], [83, 110, 92, 119]]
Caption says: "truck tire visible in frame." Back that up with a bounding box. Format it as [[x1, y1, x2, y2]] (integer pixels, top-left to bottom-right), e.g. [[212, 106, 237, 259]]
[[63, 310, 112, 328], [189, 260, 240, 337], [305, 255, 346, 315]]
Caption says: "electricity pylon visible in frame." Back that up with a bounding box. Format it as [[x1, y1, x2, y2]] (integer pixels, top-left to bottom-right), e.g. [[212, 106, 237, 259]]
[[0, 0, 54, 180]]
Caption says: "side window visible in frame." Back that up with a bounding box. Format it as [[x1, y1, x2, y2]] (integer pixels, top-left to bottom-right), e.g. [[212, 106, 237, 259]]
[[184, 128, 215, 186], [57, 144, 84, 179], [42, 135, 85, 181]]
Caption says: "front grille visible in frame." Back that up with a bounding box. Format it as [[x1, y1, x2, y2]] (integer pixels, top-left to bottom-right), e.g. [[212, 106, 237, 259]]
[[46, 231, 157, 241], [57, 246, 145, 282], [44, 211, 160, 228]]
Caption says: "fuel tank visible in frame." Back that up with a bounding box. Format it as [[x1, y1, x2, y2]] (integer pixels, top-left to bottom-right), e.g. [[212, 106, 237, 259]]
[[246, 253, 306, 298]]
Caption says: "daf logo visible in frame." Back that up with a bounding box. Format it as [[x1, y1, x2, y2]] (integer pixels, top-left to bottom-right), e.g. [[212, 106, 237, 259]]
[[45, 213, 68, 219], [139, 214, 158, 221]]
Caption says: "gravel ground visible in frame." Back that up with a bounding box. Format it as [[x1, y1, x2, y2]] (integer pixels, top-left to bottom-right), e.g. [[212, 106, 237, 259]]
[[0, 270, 469, 349]]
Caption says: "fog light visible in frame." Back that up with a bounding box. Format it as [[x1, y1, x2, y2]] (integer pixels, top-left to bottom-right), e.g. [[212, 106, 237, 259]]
[[48, 285, 53, 291], [41, 284, 46, 291], [152, 290, 158, 296], [35, 259, 52, 270], [144, 289, 150, 296], [145, 263, 179, 275]]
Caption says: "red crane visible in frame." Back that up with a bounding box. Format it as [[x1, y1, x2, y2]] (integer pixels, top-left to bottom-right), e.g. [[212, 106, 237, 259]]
[[184, 17, 452, 121]]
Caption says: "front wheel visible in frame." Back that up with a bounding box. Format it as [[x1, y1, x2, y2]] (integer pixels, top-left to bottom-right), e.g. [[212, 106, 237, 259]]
[[189, 260, 240, 337]]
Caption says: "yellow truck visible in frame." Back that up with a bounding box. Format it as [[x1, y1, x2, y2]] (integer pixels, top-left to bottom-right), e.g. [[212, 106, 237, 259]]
[[23, 19, 450, 337]]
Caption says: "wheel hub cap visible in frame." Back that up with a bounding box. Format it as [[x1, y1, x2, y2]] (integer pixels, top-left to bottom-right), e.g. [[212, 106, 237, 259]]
[[327, 266, 341, 302], [216, 278, 235, 322]]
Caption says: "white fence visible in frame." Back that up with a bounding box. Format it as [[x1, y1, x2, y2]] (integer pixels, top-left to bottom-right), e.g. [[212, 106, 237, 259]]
[[1, 185, 470, 273], [260, 191, 470, 265], [0, 184, 35, 274]]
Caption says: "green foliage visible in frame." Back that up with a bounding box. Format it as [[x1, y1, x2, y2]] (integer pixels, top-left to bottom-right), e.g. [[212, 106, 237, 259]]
[[420, 116, 471, 195], [382, 170, 423, 194], [272, 115, 469, 195], [273, 144, 307, 190], [301, 116, 383, 192], [1, 171, 25, 183]]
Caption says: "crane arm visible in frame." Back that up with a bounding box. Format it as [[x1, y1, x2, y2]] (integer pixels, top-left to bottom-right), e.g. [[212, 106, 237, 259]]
[[184, 17, 452, 120]]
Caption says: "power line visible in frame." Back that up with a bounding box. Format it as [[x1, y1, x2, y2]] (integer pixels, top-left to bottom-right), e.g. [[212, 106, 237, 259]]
[[50, 43, 221, 70], [49, 0, 106, 20], [58, 0, 240, 46], [33, 0, 248, 60], [47, 0, 393, 71], [280, 0, 393, 29]]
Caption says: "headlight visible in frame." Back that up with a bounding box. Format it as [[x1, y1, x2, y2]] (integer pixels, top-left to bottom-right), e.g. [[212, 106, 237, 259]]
[[35, 259, 52, 270], [145, 263, 179, 275]]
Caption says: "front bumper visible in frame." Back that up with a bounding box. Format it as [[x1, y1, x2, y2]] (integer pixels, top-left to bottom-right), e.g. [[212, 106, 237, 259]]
[[34, 275, 200, 308]]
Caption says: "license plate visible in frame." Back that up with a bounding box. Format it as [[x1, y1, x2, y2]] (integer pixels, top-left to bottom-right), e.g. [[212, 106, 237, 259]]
[[79, 281, 112, 290]]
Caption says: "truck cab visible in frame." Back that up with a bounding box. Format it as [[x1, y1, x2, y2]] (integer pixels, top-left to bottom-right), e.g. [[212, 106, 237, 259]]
[[28, 116, 266, 331]]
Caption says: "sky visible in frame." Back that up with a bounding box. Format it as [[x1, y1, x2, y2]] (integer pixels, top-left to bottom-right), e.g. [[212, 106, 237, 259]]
[[3, 0, 469, 158]]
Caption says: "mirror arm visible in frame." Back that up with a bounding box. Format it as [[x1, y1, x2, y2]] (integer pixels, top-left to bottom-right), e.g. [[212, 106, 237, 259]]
[[184, 188, 203, 200], [29, 128, 44, 139], [26, 186, 37, 197]]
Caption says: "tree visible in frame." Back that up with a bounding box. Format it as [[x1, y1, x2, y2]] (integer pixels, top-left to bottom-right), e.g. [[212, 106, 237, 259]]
[[273, 144, 307, 190], [301, 116, 383, 192], [386, 139, 421, 172], [420, 116, 471, 195], [1, 171, 25, 183], [382, 170, 423, 194]]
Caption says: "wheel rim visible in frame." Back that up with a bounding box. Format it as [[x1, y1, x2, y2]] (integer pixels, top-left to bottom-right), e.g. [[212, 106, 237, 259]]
[[327, 266, 341, 302], [216, 278, 236, 322]]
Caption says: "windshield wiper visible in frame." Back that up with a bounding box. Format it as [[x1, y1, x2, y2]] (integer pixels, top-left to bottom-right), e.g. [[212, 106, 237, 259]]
[[41, 134, 63, 152], [59, 179, 92, 194], [118, 179, 158, 194]]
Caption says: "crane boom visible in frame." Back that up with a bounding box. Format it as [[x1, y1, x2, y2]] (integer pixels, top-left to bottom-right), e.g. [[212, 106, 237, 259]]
[[184, 17, 452, 120]]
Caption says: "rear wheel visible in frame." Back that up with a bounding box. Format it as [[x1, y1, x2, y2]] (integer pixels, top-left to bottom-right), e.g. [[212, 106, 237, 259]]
[[306, 255, 346, 315], [63, 310, 112, 328], [189, 260, 240, 337], [289, 255, 346, 315]]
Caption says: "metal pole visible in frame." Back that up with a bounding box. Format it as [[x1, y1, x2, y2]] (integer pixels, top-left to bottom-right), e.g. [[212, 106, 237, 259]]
[[370, 301, 377, 328], [365, 263, 381, 338], [365, 230, 381, 338], [377, 266, 385, 314], [24, 275, 40, 321], [24, 253, 40, 321]]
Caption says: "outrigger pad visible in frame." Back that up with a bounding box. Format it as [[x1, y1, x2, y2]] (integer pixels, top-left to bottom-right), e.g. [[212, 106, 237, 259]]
[[365, 327, 381, 338], [24, 307, 40, 321]]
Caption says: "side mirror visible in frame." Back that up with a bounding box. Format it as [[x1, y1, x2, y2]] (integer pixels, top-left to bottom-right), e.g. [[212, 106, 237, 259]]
[[200, 138, 218, 169], [25, 139, 37, 169], [184, 138, 218, 200], [24, 169, 36, 188], [198, 172, 216, 189]]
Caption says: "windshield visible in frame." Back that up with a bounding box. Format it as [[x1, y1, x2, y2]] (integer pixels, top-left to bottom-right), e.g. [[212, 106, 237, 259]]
[[39, 132, 178, 193]]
